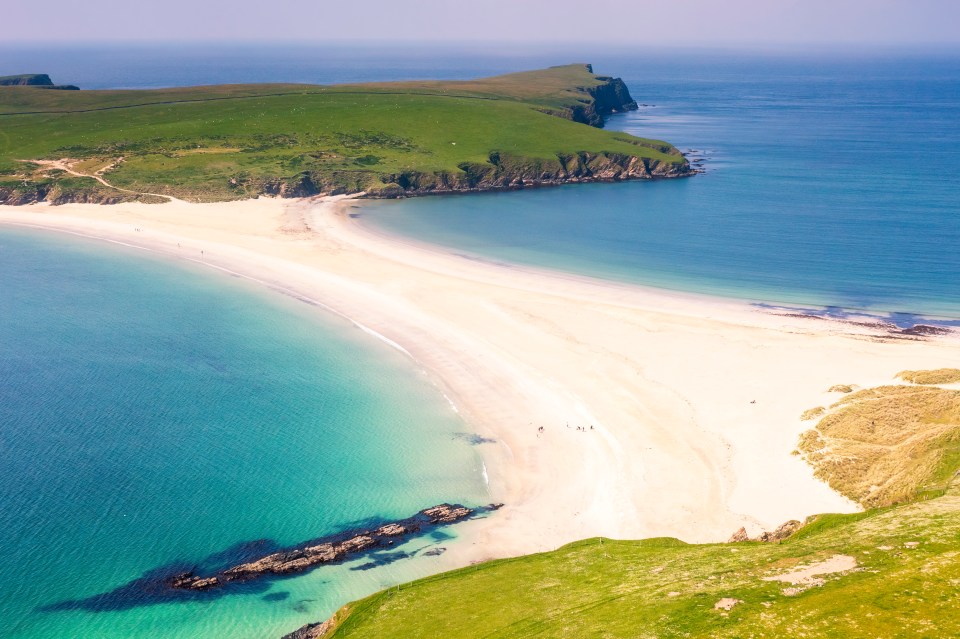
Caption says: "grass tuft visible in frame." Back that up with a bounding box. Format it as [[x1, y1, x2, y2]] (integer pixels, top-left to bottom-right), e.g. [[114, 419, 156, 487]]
[[801, 406, 826, 421], [828, 384, 855, 393], [896, 368, 960, 385]]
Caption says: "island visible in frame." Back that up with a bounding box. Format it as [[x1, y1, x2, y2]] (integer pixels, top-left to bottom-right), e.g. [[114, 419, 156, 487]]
[[0, 64, 689, 205]]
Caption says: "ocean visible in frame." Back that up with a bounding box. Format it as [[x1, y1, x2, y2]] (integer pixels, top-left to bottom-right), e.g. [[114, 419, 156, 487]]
[[1, 44, 958, 638], [0, 228, 488, 638]]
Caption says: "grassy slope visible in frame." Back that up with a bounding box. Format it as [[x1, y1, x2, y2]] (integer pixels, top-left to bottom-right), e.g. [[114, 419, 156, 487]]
[[322, 487, 960, 638], [0, 65, 685, 202]]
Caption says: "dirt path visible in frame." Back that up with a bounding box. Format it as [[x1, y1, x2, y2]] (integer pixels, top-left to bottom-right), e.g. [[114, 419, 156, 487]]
[[28, 159, 186, 203]]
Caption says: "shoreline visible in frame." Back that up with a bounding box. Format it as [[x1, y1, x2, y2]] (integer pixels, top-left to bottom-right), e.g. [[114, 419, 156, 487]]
[[3, 196, 960, 570], [351, 198, 960, 326]]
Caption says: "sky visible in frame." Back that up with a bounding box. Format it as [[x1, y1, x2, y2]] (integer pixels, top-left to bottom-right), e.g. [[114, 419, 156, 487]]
[[5, 0, 960, 47]]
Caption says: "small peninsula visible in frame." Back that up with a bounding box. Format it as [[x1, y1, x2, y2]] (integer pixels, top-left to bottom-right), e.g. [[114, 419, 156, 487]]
[[0, 64, 689, 205]]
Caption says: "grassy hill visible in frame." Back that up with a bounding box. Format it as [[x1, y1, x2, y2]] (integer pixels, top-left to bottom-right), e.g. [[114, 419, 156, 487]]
[[0, 64, 689, 204], [291, 375, 960, 639], [303, 487, 960, 639]]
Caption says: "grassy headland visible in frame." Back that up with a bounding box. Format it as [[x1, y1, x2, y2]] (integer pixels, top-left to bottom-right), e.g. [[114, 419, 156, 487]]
[[0, 65, 689, 204]]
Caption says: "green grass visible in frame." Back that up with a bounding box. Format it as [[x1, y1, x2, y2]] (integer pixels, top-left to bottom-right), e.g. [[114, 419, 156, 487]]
[[317, 486, 960, 639], [0, 65, 687, 203]]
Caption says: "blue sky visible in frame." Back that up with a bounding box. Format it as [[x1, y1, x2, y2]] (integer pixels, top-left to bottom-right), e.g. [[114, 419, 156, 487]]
[[7, 0, 959, 46]]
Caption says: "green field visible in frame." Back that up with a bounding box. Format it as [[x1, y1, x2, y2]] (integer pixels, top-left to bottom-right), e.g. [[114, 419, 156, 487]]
[[312, 486, 960, 639], [0, 65, 688, 203], [297, 377, 960, 639]]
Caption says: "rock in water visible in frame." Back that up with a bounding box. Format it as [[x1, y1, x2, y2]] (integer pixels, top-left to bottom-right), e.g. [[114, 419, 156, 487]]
[[165, 503, 477, 591], [281, 620, 331, 639]]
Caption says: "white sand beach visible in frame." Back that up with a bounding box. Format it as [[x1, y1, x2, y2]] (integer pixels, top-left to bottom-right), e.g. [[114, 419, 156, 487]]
[[3, 196, 959, 565]]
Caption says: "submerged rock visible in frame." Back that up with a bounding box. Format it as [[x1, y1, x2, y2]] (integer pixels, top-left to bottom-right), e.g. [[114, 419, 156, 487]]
[[281, 620, 332, 639], [165, 503, 477, 591]]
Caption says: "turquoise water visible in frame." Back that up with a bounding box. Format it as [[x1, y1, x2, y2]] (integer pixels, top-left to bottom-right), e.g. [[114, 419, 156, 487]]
[[364, 53, 960, 320], [0, 228, 488, 638]]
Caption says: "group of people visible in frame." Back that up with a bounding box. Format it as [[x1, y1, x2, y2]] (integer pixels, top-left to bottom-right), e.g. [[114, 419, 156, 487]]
[[536, 423, 594, 436]]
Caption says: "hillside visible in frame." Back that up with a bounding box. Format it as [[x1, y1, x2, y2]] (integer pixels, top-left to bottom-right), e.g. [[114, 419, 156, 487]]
[[0, 64, 690, 204]]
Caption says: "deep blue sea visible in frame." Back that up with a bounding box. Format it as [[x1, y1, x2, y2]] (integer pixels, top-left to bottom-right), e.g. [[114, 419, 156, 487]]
[[1, 44, 959, 638]]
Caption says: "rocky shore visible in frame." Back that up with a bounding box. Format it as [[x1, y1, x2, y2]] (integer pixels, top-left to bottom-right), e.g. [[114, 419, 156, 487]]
[[165, 503, 487, 592], [1, 149, 691, 205]]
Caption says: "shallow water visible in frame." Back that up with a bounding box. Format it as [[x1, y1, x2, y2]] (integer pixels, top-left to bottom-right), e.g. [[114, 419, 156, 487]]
[[0, 228, 488, 638]]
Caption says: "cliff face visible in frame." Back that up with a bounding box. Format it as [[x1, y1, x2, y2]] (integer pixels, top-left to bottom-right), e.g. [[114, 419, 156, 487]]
[[370, 150, 688, 197], [0, 74, 79, 90], [560, 66, 639, 128], [0, 74, 54, 86], [0, 182, 141, 205], [247, 150, 690, 200]]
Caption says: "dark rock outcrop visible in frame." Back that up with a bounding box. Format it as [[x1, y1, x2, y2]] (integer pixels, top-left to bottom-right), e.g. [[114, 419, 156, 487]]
[[371, 150, 690, 198], [166, 503, 478, 592], [727, 527, 750, 543], [757, 520, 803, 542], [727, 520, 804, 543], [282, 621, 332, 639], [565, 66, 639, 127], [0, 74, 79, 90], [213, 149, 691, 204], [0, 73, 54, 86], [0, 184, 139, 206]]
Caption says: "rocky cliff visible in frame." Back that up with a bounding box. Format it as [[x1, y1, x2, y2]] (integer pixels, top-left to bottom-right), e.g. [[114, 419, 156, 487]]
[[0, 74, 79, 89], [246, 149, 691, 201], [564, 65, 639, 127], [370, 150, 688, 197], [0, 73, 53, 86], [1, 149, 690, 205]]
